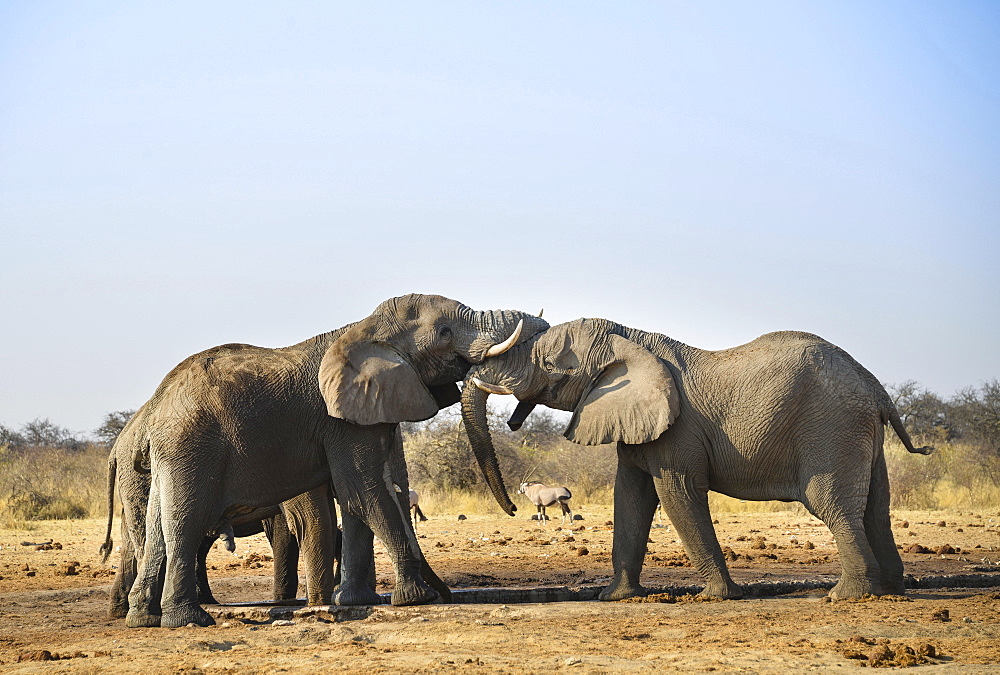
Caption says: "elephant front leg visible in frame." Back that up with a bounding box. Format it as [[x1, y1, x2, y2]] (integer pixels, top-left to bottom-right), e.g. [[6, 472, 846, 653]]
[[599, 462, 658, 601], [328, 423, 438, 607], [656, 472, 742, 600], [365, 480, 438, 606]]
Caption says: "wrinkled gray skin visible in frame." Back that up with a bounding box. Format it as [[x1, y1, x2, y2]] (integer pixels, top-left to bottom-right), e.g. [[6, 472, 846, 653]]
[[104, 403, 455, 612], [107, 294, 546, 628], [464, 319, 931, 601], [103, 438, 341, 615], [104, 426, 447, 616]]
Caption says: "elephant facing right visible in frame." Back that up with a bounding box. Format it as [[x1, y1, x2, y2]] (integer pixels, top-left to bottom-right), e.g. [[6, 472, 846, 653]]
[[463, 318, 932, 601]]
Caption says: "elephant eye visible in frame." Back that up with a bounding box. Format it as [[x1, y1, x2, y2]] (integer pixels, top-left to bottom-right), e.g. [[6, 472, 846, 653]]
[[438, 325, 453, 340]]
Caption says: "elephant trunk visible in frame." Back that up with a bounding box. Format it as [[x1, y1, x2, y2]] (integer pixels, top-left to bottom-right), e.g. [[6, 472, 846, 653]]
[[460, 382, 517, 516]]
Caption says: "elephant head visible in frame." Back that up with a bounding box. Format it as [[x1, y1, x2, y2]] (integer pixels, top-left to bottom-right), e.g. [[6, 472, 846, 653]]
[[320, 294, 548, 514], [461, 319, 680, 510]]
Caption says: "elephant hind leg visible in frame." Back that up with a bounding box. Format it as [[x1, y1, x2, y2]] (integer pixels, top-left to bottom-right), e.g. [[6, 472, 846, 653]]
[[157, 470, 217, 628], [126, 476, 165, 628], [108, 519, 137, 618], [803, 474, 882, 599], [865, 447, 904, 594], [265, 511, 301, 602], [196, 535, 219, 605]]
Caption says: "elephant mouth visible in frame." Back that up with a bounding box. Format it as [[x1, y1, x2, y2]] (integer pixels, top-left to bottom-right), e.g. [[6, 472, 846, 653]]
[[426, 355, 473, 387]]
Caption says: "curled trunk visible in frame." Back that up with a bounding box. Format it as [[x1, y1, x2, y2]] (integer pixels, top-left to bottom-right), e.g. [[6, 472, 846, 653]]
[[460, 383, 517, 515], [463, 309, 548, 363]]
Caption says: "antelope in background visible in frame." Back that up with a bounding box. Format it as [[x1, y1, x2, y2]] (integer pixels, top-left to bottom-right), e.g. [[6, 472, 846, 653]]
[[409, 488, 427, 528], [519, 482, 574, 526]]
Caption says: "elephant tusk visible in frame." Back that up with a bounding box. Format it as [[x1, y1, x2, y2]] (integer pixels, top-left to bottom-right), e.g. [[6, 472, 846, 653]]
[[485, 319, 523, 357], [537, 308, 544, 318], [471, 377, 513, 396]]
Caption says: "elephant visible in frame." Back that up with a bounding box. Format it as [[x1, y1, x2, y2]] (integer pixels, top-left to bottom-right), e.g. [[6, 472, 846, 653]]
[[102, 407, 343, 614], [103, 424, 446, 616], [104, 294, 547, 627], [461, 318, 932, 601]]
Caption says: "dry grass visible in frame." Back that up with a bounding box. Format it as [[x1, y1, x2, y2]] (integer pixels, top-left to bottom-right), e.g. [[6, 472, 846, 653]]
[[885, 437, 1000, 510], [2, 432, 997, 528], [0, 444, 109, 528]]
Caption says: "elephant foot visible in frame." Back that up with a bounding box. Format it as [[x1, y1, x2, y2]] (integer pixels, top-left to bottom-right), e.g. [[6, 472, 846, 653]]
[[828, 575, 880, 600], [335, 584, 382, 606], [390, 580, 440, 607], [598, 573, 646, 601], [879, 575, 906, 596], [125, 609, 161, 628], [197, 592, 219, 605], [307, 592, 334, 606], [160, 603, 215, 628], [108, 601, 129, 619], [698, 579, 743, 600]]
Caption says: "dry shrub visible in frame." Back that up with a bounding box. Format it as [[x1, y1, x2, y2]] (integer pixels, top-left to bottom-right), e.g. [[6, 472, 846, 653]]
[[886, 437, 1000, 510], [0, 444, 108, 527], [403, 405, 616, 510]]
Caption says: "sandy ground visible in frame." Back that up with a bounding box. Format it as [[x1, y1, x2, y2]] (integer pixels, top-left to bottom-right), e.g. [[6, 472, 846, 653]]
[[1, 506, 999, 673]]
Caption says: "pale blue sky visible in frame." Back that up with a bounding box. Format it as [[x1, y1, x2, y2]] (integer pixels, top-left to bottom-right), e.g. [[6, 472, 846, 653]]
[[2, 2, 998, 434]]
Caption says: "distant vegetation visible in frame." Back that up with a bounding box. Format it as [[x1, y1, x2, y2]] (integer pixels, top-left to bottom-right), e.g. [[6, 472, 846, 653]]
[[1, 380, 997, 526]]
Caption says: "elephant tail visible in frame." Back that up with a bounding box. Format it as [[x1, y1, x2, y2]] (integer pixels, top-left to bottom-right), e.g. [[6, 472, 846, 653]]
[[99, 449, 117, 563], [885, 406, 933, 456]]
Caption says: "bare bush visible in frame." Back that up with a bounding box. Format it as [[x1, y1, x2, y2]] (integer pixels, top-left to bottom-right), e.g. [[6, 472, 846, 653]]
[[0, 443, 108, 525], [94, 410, 136, 447], [403, 403, 617, 509]]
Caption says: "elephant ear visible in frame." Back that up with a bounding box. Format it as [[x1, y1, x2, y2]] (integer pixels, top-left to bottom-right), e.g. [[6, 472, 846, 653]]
[[319, 329, 439, 425], [564, 334, 679, 446]]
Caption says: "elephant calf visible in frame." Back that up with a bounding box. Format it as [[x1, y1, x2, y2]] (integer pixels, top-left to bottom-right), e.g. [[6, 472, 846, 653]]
[[464, 318, 931, 601]]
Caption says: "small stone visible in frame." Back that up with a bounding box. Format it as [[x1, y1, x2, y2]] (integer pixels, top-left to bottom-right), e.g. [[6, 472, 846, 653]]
[[272, 619, 295, 626], [564, 657, 582, 666]]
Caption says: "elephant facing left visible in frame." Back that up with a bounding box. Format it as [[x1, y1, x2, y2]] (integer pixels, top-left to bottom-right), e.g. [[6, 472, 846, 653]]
[[106, 294, 547, 628]]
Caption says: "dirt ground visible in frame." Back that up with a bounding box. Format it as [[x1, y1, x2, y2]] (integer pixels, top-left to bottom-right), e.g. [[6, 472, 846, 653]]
[[1, 505, 999, 673]]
